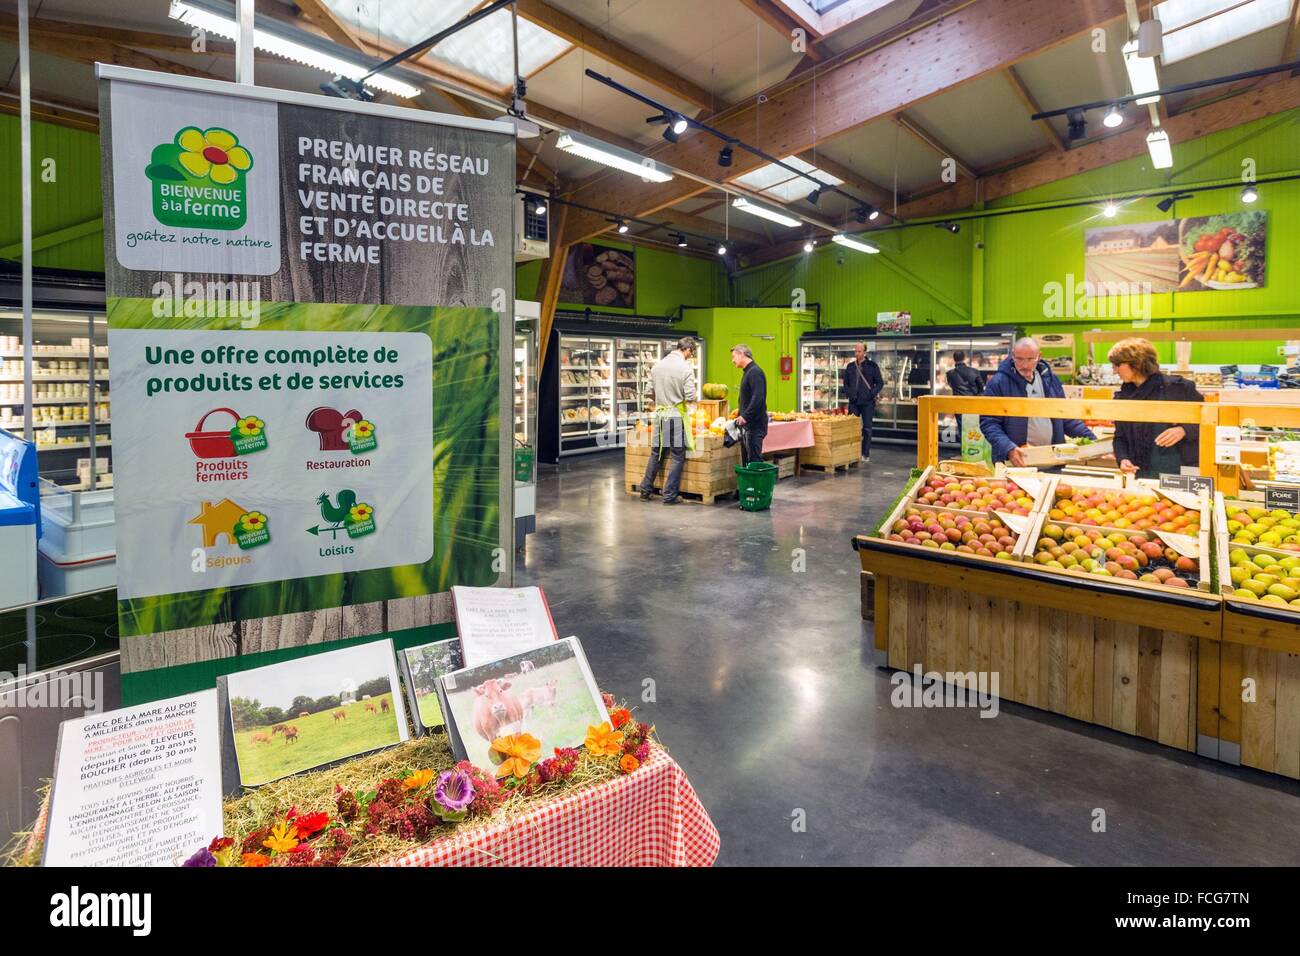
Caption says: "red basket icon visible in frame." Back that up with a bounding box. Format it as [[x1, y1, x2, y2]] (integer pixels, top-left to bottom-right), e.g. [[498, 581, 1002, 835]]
[[186, 407, 240, 459]]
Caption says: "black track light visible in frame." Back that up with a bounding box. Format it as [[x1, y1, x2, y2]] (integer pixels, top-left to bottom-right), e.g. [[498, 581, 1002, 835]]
[[855, 204, 880, 224], [716, 242, 728, 256], [1067, 110, 1087, 143], [1241, 184, 1259, 204], [1156, 192, 1193, 213], [717, 144, 733, 167], [935, 221, 960, 234], [648, 111, 689, 143], [617, 219, 629, 234], [807, 186, 824, 205], [674, 233, 688, 248]]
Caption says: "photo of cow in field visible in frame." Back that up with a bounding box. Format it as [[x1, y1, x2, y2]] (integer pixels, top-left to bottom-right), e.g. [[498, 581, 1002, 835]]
[[227, 640, 409, 786], [441, 638, 608, 769]]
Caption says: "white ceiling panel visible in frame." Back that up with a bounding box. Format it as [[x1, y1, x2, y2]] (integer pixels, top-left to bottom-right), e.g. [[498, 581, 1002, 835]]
[[906, 71, 1049, 171], [815, 117, 947, 195]]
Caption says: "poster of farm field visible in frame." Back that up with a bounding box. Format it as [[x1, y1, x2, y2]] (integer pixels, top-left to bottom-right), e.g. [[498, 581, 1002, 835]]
[[402, 638, 463, 732], [1084, 220, 1181, 292], [226, 641, 408, 786], [1084, 211, 1267, 294]]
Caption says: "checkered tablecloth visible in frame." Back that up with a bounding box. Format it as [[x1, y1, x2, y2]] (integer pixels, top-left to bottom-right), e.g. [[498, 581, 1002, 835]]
[[381, 747, 719, 867]]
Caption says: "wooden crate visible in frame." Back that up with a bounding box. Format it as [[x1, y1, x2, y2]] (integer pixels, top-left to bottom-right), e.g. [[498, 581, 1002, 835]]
[[624, 429, 739, 504], [801, 415, 861, 470], [763, 451, 798, 480], [697, 398, 728, 421]]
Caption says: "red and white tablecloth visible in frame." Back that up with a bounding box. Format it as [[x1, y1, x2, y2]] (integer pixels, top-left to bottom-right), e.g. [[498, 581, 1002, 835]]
[[761, 419, 814, 453], [384, 747, 719, 867]]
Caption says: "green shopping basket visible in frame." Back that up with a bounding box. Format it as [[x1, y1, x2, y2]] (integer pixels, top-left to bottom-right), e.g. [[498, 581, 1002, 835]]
[[735, 461, 778, 512]]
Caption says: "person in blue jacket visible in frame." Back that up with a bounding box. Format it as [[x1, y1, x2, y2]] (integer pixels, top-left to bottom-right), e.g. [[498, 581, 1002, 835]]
[[979, 338, 1096, 466]]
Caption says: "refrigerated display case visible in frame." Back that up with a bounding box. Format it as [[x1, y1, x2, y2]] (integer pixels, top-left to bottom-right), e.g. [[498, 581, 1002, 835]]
[[799, 326, 1017, 444], [514, 303, 539, 548], [547, 323, 704, 457], [930, 333, 1017, 441], [0, 308, 112, 490]]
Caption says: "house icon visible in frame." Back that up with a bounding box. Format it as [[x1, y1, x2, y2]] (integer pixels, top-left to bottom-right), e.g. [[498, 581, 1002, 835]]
[[190, 498, 248, 547]]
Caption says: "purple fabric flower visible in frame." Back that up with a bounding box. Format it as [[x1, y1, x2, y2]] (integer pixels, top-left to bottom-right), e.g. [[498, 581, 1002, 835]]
[[434, 768, 475, 812], [183, 847, 216, 867]]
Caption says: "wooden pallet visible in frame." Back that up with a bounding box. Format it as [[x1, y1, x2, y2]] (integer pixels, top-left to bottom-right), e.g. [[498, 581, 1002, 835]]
[[763, 451, 798, 480], [624, 430, 740, 504], [625, 481, 738, 505], [801, 458, 859, 474]]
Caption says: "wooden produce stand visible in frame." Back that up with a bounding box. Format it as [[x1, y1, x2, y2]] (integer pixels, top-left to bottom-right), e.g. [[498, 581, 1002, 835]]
[[860, 395, 1227, 760], [1213, 491, 1300, 778], [624, 425, 739, 505], [799, 414, 861, 473]]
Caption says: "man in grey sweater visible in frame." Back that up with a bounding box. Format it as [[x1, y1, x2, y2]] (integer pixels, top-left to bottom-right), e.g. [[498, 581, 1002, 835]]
[[638, 337, 699, 505]]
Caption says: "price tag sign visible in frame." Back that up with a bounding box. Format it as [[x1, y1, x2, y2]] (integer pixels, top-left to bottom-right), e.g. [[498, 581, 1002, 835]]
[[1265, 485, 1300, 512], [1160, 473, 1214, 497]]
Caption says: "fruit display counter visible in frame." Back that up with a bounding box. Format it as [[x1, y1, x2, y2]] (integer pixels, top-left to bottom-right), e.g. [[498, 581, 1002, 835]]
[[623, 426, 739, 505], [1214, 493, 1300, 779], [857, 468, 1217, 755]]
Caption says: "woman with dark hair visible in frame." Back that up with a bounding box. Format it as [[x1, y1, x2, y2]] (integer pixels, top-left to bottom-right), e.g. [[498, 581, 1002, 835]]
[[1109, 337, 1203, 479]]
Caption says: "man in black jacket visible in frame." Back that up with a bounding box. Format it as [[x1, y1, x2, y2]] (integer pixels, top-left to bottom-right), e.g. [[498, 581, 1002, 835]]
[[732, 344, 767, 465], [945, 351, 984, 396], [843, 343, 884, 462]]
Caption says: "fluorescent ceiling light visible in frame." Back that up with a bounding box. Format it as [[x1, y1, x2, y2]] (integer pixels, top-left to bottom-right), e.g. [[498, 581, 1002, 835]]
[[555, 131, 673, 182], [1154, 0, 1290, 65], [169, 1, 421, 99], [1146, 128, 1174, 169], [832, 233, 879, 254], [731, 197, 801, 228], [1122, 40, 1161, 106]]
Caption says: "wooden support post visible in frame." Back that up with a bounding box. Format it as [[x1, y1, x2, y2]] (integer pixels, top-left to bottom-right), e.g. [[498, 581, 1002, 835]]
[[536, 201, 570, 366]]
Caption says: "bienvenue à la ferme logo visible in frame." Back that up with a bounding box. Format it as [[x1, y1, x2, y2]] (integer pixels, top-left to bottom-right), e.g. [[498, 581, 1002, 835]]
[[146, 126, 254, 230]]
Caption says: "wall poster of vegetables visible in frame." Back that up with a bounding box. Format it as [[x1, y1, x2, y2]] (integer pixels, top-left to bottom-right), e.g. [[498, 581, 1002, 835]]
[[560, 243, 636, 309], [1083, 211, 1266, 294]]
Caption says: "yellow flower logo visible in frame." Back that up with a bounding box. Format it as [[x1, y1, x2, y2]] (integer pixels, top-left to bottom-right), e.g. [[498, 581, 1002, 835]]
[[348, 503, 373, 523], [353, 420, 375, 439], [240, 511, 267, 533], [236, 416, 264, 437], [176, 127, 252, 185]]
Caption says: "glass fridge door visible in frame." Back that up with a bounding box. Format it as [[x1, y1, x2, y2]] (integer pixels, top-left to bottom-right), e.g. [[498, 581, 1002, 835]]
[[558, 335, 612, 444], [870, 341, 903, 428], [513, 321, 536, 448], [616, 338, 659, 433]]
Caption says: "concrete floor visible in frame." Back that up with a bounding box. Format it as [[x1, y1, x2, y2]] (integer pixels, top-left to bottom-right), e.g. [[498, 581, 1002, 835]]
[[517, 445, 1300, 866]]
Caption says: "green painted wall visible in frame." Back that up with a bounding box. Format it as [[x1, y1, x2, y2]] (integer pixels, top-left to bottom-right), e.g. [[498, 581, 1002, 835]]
[[680, 306, 817, 411], [515, 241, 724, 317], [0, 114, 104, 272], [730, 106, 1300, 370], [731, 225, 972, 329]]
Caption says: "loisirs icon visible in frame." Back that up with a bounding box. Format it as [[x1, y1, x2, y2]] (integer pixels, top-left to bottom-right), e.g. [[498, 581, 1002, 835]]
[[308, 490, 377, 540], [146, 126, 253, 230]]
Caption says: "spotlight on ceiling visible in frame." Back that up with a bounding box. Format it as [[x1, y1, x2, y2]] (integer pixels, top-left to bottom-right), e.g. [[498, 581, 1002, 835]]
[[674, 233, 688, 248], [1067, 111, 1087, 143], [807, 186, 825, 206], [617, 219, 629, 234], [935, 221, 960, 234], [803, 239, 815, 253], [717, 145, 733, 167], [649, 111, 689, 143], [1241, 184, 1259, 204], [1103, 202, 1118, 218], [533, 198, 547, 216], [854, 204, 880, 224], [716, 243, 728, 256], [1103, 104, 1125, 128], [1155, 192, 1192, 214]]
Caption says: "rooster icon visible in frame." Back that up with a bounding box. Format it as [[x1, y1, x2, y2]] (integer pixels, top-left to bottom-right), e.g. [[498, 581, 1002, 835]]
[[307, 490, 358, 539]]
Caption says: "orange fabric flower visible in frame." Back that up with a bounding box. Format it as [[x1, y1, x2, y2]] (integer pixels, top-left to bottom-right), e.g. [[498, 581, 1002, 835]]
[[403, 768, 434, 790], [242, 852, 271, 867], [609, 708, 631, 729], [584, 721, 624, 757], [619, 754, 640, 773], [490, 732, 542, 779]]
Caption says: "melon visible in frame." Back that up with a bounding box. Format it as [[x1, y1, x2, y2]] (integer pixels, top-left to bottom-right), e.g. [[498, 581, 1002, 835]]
[[701, 383, 729, 400]]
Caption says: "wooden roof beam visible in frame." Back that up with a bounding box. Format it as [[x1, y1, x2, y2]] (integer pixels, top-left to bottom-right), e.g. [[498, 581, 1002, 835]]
[[1003, 65, 1065, 152]]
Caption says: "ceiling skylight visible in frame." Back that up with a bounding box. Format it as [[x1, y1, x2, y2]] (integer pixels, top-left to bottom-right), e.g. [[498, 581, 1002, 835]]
[[1153, 0, 1293, 65], [733, 156, 842, 204], [319, 0, 572, 89]]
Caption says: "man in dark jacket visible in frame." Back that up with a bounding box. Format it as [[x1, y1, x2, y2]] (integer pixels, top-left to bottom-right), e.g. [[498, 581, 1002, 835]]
[[843, 343, 884, 462], [945, 351, 984, 396], [979, 338, 1096, 466], [732, 344, 767, 465]]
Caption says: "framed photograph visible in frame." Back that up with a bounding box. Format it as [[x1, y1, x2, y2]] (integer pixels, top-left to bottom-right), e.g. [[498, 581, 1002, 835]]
[[399, 638, 463, 734], [222, 640, 409, 787], [438, 636, 609, 769], [560, 243, 636, 309]]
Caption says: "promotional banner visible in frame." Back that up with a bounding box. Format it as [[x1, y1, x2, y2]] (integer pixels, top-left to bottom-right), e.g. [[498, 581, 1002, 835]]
[[98, 67, 514, 696]]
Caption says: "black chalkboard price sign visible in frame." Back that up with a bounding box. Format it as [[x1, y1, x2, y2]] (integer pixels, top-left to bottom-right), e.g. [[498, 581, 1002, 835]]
[[1159, 473, 1215, 496], [1265, 485, 1300, 512]]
